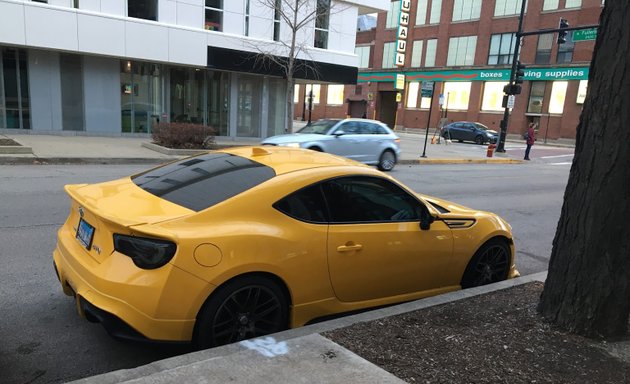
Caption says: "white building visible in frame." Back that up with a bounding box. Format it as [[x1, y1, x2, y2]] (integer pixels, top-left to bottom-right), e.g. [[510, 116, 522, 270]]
[[0, 0, 387, 137]]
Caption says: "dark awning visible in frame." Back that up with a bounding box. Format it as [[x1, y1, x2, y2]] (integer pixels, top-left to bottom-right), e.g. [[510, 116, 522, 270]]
[[207, 46, 358, 85]]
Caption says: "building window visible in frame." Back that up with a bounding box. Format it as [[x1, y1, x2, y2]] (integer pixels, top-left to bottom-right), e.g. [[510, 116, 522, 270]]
[[447, 36, 477, 66], [542, 0, 558, 10], [527, 81, 546, 113], [205, 0, 223, 31], [128, 0, 157, 21], [549, 81, 568, 114], [565, 0, 581, 8], [244, 0, 250, 36], [488, 33, 516, 65], [429, 0, 442, 23], [557, 32, 574, 63], [386, 1, 401, 29], [31, 0, 47, 3], [314, 0, 330, 49], [452, 0, 481, 22], [416, 0, 428, 25], [0, 48, 31, 129], [494, 0, 523, 16], [443, 82, 471, 110], [481, 82, 509, 111], [294, 84, 300, 103], [305, 84, 321, 104], [355, 46, 371, 68], [382, 42, 396, 68], [405, 82, 431, 109], [425, 39, 437, 67], [576, 80, 588, 104], [327, 85, 344, 105], [273, 0, 281, 41], [535, 33, 553, 64], [74, 0, 79, 8], [411, 41, 424, 67], [406, 82, 419, 108]]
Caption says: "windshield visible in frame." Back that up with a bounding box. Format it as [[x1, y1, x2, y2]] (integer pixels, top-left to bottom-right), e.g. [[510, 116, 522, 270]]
[[474, 123, 491, 131], [297, 120, 339, 134]]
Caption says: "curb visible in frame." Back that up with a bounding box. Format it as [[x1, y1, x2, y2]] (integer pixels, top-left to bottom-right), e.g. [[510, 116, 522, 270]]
[[400, 158, 523, 165], [0, 157, 169, 165], [71, 272, 548, 384]]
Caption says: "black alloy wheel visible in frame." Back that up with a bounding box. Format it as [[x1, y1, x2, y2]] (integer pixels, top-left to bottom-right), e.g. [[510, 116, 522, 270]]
[[195, 276, 288, 349], [474, 135, 484, 145], [461, 238, 510, 288]]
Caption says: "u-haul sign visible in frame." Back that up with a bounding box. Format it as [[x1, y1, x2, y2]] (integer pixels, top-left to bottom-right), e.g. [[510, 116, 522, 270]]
[[396, 0, 412, 67]]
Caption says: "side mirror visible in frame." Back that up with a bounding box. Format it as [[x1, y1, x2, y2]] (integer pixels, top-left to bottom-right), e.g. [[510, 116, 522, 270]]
[[420, 209, 435, 230], [333, 130, 346, 137]]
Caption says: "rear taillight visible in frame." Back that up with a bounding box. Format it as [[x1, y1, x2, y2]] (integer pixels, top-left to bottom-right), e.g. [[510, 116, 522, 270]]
[[113, 234, 177, 270]]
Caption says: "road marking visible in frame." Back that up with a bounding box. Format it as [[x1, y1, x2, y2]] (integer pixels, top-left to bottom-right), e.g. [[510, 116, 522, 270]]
[[541, 154, 574, 159], [550, 162, 572, 165]]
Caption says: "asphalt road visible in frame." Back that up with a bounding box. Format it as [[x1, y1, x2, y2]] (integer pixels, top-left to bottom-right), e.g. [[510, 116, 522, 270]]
[[0, 161, 570, 384]]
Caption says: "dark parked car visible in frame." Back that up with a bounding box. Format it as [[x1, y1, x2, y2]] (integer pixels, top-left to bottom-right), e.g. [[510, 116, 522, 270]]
[[441, 122, 498, 145]]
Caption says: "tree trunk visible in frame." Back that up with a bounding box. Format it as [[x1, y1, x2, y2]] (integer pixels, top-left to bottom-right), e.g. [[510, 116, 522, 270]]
[[286, 76, 295, 133], [538, 2, 630, 339]]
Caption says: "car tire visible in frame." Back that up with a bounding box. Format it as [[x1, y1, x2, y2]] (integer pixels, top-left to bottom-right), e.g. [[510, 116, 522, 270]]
[[474, 135, 484, 145], [194, 275, 289, 349], [460, 238, 510, 289], [377, 150, 396, 172]]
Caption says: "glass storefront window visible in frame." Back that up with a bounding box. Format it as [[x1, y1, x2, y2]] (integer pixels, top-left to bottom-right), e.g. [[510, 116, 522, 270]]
[[527, 81, 546, 113], [443, 82, 471, 110], [305, 84, 321, 104], [61, 54, 84, 131], [326, 85, 344, 105], [1, 48, 30, 129], [207, 71, 230, 136], [169, 67, 204, 126], [481, 82, 508, 111], [121, 61, 163, 133], [406, 82, 419, 108], [549, 81, 568, 114], [267, 78, 287, 136], [576, 80, 588, 104], [237, 75, 262, 137]]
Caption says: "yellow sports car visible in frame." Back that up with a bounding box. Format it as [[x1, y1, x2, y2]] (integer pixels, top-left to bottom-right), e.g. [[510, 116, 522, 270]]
[[53, 146, 518, 348]]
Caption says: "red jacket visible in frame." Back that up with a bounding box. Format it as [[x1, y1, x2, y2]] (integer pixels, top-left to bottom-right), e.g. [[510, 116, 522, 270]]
[[526, 126, 536, 145]]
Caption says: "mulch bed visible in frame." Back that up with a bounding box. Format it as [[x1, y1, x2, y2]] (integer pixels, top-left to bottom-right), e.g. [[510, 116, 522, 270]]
[[0, 138, 21, 146], [324, 282, 630, 383]]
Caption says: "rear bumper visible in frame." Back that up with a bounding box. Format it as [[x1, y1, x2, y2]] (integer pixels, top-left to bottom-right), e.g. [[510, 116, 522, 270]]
[[53, 226, 210, 342]]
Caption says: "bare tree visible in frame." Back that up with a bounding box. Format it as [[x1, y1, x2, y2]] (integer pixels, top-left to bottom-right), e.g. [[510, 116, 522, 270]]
[[249, 0, 345, 133], [538, 2, 630, 339]]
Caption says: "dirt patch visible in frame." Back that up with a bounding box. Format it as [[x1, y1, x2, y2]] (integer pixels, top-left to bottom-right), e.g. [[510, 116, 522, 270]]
[[0, 138, 21, 146], [324, 283, 630, 383]]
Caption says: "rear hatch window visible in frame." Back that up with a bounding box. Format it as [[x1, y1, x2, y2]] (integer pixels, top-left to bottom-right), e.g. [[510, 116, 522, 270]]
[[132, 153, 275, 211]]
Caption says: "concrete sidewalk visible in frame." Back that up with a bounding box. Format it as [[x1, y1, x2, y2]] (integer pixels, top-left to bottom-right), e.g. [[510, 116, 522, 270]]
[[0, 129, 534, 165], [68, 272, 548, 384]]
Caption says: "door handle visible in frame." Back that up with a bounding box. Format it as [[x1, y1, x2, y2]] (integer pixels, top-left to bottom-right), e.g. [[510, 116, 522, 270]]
[[337, 243, 363, 252]]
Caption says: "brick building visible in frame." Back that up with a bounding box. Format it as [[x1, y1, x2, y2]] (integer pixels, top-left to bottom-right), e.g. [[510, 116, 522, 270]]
[[294, 0, 603, 140]]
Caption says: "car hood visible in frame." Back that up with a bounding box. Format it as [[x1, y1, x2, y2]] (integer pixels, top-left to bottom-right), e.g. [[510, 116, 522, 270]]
[[262, 133, 328, 145], [486, 130, 499, 135]]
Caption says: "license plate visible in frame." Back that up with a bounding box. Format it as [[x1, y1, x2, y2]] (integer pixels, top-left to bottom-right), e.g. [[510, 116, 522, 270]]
[[76, 218, 95, 250]]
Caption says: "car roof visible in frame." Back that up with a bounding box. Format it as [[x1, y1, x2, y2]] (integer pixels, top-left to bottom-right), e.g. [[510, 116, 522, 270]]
[[218, 146, 371, 175]]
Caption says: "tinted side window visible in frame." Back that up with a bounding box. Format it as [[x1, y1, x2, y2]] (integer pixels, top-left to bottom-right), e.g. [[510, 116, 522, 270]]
[[132, 153, 275, 211], [358, 122, 376, 134], [375, 124, 388, 134], [335, 121, 360, 134], [322, 176, 422, 223], [274, 184, 327, 223]]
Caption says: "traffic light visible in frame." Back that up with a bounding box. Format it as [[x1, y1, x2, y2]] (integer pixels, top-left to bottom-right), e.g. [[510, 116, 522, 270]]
[[515, 61, 526, 84], [502, 84, 521, 95], [558, 18, 569, 44]]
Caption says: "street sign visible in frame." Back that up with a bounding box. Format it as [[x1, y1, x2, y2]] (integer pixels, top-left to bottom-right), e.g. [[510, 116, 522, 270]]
[[507, 95, 515, 109], [573, 28, 597, 41], [396, 92, 402, 102], [421, 81, 434, 98]]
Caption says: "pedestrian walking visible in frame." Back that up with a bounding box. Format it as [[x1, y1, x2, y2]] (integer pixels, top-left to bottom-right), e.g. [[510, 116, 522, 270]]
[[524, 122, 536, 160]]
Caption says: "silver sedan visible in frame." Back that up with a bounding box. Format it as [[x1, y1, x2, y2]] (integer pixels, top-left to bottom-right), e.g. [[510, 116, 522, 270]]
[[262, 119, 401, 171]]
